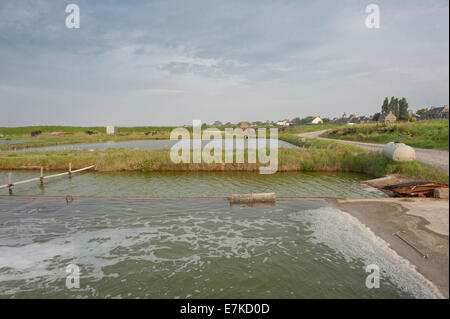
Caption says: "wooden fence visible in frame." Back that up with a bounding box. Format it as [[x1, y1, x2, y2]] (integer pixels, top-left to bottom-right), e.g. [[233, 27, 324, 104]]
[[0, 164, 95, 191]]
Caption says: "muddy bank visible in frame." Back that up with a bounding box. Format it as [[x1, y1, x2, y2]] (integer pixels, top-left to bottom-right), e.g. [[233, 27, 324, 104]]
[[332, 198, 449, 298]]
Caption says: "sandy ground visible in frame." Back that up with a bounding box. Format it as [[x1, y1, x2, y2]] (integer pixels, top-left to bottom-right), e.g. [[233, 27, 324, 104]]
[[332, 198, 449, 298], [298, 130, 449, 171]]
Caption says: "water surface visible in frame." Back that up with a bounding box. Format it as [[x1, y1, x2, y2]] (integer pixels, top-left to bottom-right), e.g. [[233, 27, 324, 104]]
[[0, 171, 387, 198], [0, 139, 35, 145], [0, 198, 438, 298], [18, 139, 294, 152]]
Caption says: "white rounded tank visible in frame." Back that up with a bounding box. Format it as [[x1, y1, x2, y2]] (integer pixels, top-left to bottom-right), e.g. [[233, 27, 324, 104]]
[[382, 142, 416, 162]]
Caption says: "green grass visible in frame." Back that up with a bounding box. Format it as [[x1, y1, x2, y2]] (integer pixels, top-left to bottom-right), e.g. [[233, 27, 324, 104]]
[[279, 133, 362, 151], [1, 134, 447, 183], [321, 119, 449, 149], [278, 133, 448, 183]]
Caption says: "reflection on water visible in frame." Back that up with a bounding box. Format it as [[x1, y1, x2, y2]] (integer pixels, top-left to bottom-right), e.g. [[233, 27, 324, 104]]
[[17, 139, 294, 152], [0, 170, 387, 198], [0, 140, 35, 145], [0, 199, 438, 298]]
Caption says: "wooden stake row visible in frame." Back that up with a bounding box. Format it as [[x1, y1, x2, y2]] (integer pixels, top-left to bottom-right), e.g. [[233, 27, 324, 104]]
[[0, 164, 95, 190]]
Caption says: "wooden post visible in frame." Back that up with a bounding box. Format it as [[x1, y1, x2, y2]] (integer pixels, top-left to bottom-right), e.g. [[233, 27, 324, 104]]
[[8, 172, 13, 195], [40, 167, 44, 184], [69, 162, 72, 176]]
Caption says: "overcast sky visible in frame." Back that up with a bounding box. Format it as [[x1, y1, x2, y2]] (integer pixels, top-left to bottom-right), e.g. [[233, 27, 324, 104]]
[[0, 0, 448, 126]]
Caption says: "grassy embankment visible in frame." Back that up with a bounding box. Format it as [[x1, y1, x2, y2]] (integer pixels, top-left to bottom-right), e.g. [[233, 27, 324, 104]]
[[0, 126, 175, 151], [279, 134, 448, 183], [321, 119, 449, 149], [0, 133, 447, 183], [0, 125, 178, 135]]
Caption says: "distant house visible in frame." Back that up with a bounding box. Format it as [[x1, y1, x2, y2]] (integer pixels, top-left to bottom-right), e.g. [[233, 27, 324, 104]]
[[347, 114, 357, 123], [276, 120, 290, 126], [332, 114, 349, 124], [420, 106, 449, 120], [350, 115, 370, 124], [331, 113, 371, 124], [311, 117, 323, 124], [378, 111, 397, 123], [266, 120, 274, 126], [358, 116, 370, 123]]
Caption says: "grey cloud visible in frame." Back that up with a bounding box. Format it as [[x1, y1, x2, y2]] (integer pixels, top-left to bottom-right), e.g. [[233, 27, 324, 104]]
[[0, 0, 448, 125]]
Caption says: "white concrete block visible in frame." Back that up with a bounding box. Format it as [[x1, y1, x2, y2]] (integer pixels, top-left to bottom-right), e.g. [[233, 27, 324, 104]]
[[382, 142, 416, 162]]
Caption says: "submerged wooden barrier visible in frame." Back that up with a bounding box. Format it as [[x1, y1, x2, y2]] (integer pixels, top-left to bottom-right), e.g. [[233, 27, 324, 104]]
[[230, 193, 276, 204], [0, 164, 95, 191]]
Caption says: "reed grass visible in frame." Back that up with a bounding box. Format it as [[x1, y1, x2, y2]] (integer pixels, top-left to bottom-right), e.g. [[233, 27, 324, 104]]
[[0, 144, 447, 183]]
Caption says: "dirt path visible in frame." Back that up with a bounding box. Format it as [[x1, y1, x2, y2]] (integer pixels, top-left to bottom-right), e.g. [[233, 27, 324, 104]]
[[298, 130, 449, 171]]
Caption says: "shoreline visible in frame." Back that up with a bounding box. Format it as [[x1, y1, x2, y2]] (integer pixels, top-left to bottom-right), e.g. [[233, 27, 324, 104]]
[[332, 198, 449, 298]]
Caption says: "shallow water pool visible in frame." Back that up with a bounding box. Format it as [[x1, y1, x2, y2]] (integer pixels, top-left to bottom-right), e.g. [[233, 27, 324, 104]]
[[0, 198, 439, 298]]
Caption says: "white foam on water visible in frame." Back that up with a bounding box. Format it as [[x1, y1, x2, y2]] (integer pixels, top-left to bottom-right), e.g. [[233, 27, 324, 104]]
[[2, 200, 443, 298], [289, 206, 444, 299], [0, 212, 287, 296]]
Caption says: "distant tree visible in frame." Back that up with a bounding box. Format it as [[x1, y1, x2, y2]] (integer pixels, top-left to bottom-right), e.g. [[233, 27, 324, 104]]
[[381, 97, 389, 114], [388, 96, 396, 114], [416, 108, 428, 117], [322, 118, 330, 123], [373, 112, 381, 121], [291, 117, 302, 125], [394, 98, 400, 117], [398, 98, 410, 120], [300, 116, 314, 125], [290, 117, 318, 125]]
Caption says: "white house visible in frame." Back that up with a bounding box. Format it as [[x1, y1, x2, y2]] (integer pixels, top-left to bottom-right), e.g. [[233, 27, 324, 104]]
[[276, 120, 290, 126], [106, 126, 118, 135], [311, 117, 323, 124]]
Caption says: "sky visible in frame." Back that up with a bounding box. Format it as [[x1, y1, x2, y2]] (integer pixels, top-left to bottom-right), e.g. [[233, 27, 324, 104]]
[[0, 0, 448, 126]]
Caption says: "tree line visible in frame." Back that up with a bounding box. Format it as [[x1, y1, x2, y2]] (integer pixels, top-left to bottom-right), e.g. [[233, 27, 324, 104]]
[[380, 96, 410, 120]]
